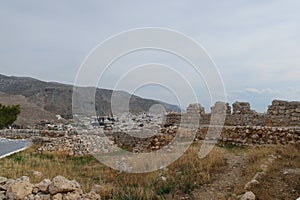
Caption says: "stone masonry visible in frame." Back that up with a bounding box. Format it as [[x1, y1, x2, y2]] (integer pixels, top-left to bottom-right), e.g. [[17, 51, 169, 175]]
[[166, 99, 300, 146]]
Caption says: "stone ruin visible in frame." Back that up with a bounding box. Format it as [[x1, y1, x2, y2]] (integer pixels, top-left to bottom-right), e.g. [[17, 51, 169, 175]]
[[4, 99, 298, 156], [165, 99, 300, 146], [168, 99, 300, 128], [266, 100, 300, 127], [227, 102, 266, 126], [181, 104, 205, 128]]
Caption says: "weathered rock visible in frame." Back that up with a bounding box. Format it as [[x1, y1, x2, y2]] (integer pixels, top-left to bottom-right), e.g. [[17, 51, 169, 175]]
[[0, 179, 14, 191], [48, 176, 80, 195], [63, 189, 83, 200], [32, 187, 39, 194], [0, 177, 7, 185], [244, 179, 260, 190], [35, 179, 51, 193], [282, 168, 300, 175], [6, 176, 33, 200], [82, 191, 101, 200], [91, 184, 113, 198], [34, 193, 51, 200], [240, 191, 256, 200], [28, 170, 43, 179], [52, 193, 63, 200], [0, 192, 5, 200]]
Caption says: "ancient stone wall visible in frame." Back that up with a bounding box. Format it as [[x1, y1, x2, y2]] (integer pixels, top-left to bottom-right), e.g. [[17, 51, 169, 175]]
[[196, 125, 300, 146], [0, 129, 66, 139], [166, 99, 300, 128], [266, 100, 300, 127], [164, 99, 300, 146], [225, 102, 266, 126], [181, 103, 205, 129]]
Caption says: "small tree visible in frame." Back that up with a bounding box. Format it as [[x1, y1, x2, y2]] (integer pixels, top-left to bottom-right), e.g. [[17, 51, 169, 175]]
[[0, 104, 21, 129]]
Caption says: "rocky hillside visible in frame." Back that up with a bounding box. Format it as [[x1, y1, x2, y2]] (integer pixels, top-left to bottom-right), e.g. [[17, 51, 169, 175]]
[[0, 74, 180, 120], [0, 92, 58, 127]]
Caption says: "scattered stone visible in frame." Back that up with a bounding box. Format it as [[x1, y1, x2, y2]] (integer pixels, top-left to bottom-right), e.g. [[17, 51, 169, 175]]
[[82, 191, 101, 200], [6, 176, 33, 200], [244, 179, 260, 190], [0, 175, 104, 200], [28, 170, 43, 178], [52, 193, 63, 200], [0, 177, 7, 185], [62, 189, 82, 200], [35, 178, 51, 193], [282, 168, 300, 175], [48, 175, 80, 195], [91, 184, 113, 198], [0, 193, 5, 200], [240, 191, 256, 200], [34, 193, 51, 200]]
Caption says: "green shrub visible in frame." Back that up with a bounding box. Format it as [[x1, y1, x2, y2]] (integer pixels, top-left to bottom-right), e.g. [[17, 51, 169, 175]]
[[0, 103, 20, 129]]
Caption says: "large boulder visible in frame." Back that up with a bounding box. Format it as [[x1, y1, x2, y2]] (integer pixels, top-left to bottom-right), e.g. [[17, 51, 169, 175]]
[[48, 175, 80, 195], [6, 176, 34, 200]]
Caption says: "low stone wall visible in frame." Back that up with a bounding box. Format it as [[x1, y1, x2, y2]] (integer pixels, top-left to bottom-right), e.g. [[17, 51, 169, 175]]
[[0, 129, 40, 139], [196, 125, 300, 146], [0, 129, 66, 139], [266, 100, 300, 126]]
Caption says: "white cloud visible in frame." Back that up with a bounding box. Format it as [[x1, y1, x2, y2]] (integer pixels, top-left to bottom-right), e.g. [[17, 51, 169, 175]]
[[245, 88, 280, 94]]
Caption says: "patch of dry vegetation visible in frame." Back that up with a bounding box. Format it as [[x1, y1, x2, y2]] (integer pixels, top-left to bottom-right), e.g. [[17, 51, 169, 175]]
[[249, 145, 300, 200], [230, 145, 279, 195], [223, 144, 300, 199], [0, 142, 226, 199]]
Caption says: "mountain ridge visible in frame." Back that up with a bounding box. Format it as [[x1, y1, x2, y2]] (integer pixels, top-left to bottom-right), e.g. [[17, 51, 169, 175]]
[[0, 74, 180, 122]]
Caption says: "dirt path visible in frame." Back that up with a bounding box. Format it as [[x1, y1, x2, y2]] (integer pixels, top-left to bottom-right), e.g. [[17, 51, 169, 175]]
[[191, 152, 248, 200]]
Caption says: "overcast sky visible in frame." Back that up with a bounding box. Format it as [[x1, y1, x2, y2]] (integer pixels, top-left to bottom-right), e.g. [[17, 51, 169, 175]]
[[0, 1, 299, 112]]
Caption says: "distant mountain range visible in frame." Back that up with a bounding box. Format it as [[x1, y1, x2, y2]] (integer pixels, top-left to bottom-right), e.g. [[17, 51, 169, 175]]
[[0, 74, 180, 127]]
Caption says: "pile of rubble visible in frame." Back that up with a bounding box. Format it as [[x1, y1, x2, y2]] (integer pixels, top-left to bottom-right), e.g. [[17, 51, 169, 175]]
[[37, 134, 117, 156], [37, 124, 179, 155], [105, 125, 178, 153], [0, 175, 101, 200]]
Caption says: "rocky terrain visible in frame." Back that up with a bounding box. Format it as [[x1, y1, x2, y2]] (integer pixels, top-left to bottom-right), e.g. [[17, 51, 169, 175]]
[[0, 175, 102, 200]]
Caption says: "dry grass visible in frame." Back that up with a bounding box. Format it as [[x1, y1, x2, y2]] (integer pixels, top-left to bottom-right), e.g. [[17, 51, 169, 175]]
[[230, 145, 278, 195], [1, 142, 299, 199], [250, 144, 300, 200], [222, 144, 300, 199], [0, 142, 226, 199]]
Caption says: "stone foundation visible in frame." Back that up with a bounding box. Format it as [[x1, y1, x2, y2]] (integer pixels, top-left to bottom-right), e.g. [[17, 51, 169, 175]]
[[196, 125, 300, 146]]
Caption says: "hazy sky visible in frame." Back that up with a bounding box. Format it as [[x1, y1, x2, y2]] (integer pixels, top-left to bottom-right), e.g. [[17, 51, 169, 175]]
[[0, 1, 299, 112]]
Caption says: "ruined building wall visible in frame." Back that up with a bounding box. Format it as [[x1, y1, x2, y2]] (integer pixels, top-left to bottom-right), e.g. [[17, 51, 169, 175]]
[[196, 125, 300, 146], [225, 102, 266, 126], [266, 100, 300, 127], [166, 99, 300, 128], [164, 99, 300, 146]]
